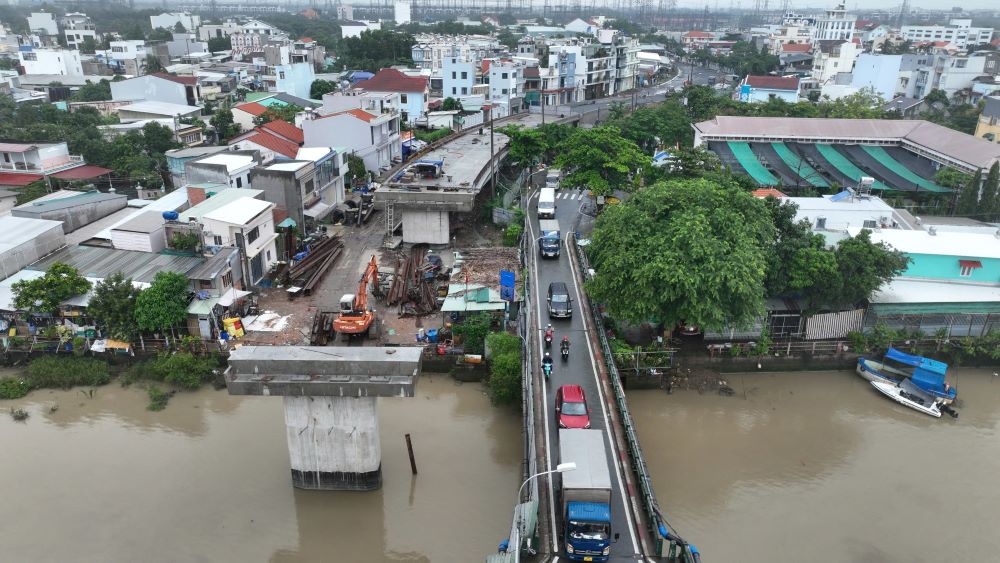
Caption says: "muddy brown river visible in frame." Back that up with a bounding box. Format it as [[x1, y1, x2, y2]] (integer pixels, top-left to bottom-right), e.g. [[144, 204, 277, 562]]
[[0, 373, 520, 563], [629, 368, 1000, 563]]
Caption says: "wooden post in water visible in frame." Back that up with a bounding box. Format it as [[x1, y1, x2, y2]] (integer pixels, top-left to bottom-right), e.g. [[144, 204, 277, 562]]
[[405, 433, 417, 475]]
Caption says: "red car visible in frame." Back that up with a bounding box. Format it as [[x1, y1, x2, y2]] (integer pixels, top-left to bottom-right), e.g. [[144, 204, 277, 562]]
[[555, 385, 591, 429]]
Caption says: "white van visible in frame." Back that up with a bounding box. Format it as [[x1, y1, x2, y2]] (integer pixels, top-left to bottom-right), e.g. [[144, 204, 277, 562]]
[[545, 168, 562, 189], [538, 187, 556, 219]]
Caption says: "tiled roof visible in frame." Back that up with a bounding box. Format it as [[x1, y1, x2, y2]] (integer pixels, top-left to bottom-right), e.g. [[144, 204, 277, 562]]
[[355, 68, 427, 93], [234, 102, 268, 116], [683, 31, 713, 38], [0, 172, 44, 186], [781, 43, 812, 53], [745, 75, 799, 90], [260, 120, 304, 144], [327, 108, 379, 123], [246, 132, 299, 159], [752, 188, 787, 199], [524, 66, 540, 78], [51, 165, 113, 180], [152, 72, 198, 86]]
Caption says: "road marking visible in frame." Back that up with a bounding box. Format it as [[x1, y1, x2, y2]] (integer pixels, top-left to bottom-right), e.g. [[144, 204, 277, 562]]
[[527, 190, 559, 554], [564, 230, 641, 557]]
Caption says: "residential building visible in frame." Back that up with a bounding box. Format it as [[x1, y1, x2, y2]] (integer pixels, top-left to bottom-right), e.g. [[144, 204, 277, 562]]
[[272, 62, 315, 100], [335, 5, 354, 20], [850, 227, 1000, 337], [165, 145, 227, 187], [411, 34, 501, 72], [104, 40, 150, 76], [100, 118, 205, 147], [250, 152, 344, 225], [603, 30, 640, 94], [564, 18, 598, 35], [681, 31, 714, 50], [303, 107, 400, 173], [229, 122, 303, 163], [769, 26, 813, 52], [913, 51, 999, 100], [813, 3, 855, 42], [812, 39, 859, 84], [783, 192, 911, 233], [339, 20, 381, 40], [901, 19, 995, 50], [850, 53, 931, 101], [201, 196, 278, 283], [975, 96, 1000, 143], [150, 12, 201, 33], [442, 51, 476, 99], [736, 75, 800, 103], [197, 20, 242, 42], [111, 72, 202, 106], [354, 69, 428, 124], [319, 89, 400, 117], [262, 37, 327, 71], [0, 141, 86, 176], [540, 51, 579, 105], [18, 47, 83, 76], [185, 151, 262, 189], [487, 58, 524, 116], [26, 12, 58, 36], [61, 13, 96, 51], [231, 102, 270, 133], [116, 101, 202, 123]]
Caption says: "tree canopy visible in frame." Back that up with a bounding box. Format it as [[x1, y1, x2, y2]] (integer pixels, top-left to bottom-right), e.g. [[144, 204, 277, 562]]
[[12, 263, 91, 314], [210, 107, 241, 142], [88, 273, 141, 340], [71, 79, 112, 102], [254, 104, 304, 126], [310, 79, 338, 99], [555, 126, 647, 196], [135, 272, 191, 333], [586, 178, 773, 330], [336, 29, 415, 71]]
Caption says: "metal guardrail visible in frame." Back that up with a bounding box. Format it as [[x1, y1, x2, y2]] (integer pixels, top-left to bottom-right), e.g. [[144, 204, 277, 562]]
[[572, 237, 698, 562]]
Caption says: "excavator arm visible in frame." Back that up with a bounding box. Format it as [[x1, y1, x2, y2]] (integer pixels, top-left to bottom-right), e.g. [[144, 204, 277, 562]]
[[353, 255, 379, 312]]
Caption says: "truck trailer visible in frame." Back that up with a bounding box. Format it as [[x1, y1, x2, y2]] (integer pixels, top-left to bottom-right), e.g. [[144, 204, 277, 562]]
[[559, 429, 614, 561], [538, 219, 561, 258]]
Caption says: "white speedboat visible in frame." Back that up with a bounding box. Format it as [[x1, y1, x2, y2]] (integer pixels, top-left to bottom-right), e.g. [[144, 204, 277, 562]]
[[870, 379, 943, 418]]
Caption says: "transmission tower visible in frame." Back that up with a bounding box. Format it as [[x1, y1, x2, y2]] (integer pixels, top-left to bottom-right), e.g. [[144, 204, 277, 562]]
[[895, 0, 909, 28]]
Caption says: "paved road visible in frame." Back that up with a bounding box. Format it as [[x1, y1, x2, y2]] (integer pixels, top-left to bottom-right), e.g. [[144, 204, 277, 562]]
[[526, 188, 646, 562], [564, 63, 720, 119]]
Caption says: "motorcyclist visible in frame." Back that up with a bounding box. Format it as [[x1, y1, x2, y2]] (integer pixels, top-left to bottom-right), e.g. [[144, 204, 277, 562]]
[[544, 324, 554, 348], [560, 336, 570, 359], [542, 352, 553, 377]]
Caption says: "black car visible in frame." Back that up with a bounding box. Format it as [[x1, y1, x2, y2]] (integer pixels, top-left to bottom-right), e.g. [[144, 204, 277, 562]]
[[547, 282, 573, 319]]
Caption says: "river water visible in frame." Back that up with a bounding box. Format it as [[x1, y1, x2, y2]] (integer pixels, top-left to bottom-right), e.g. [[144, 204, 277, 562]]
[[0, 372, 520, 563], [629, 368, 1000, 563]]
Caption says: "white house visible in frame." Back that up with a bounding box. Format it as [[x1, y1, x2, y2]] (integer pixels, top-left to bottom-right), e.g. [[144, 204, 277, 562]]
[[61, 13, 96, 51], [185, 153, 258, 190], [231, 101, 269, 133], [487, 59, 524, 117], [104, 40, 150, 76], [811, 39, 859, 84], [111, 72, 202, 107], [302, 107, 401, 173], [442, 51, 476, 99], [564, 18, 597, 35], [813, 3, 855, 42], [354, 69, 428, 124], [901, 19, 994, 50], [201, 196, 278, 283], [18, 47, 83, 76], [26, 12, 58, 36], [150, 12, 201, 33], [340, 20, 381, 39]]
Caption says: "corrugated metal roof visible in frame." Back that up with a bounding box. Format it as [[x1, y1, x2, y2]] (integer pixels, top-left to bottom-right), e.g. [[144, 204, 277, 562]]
[[203, 197, 272, 225], [27, 245, 204, 284], [13, 190, 126, 214], [112, 210, 165, 233], [0, 216, 64, 253], [187, 247, 238, 281]]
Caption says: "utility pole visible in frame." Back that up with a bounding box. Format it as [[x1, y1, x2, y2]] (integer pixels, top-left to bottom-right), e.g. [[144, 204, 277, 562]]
[[490, 107, 496, 199]]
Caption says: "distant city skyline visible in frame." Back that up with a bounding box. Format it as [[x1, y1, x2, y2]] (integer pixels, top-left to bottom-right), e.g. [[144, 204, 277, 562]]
[[674, 1, 998, 11]]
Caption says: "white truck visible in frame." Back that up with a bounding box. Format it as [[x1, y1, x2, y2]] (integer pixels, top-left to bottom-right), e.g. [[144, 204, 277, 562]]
[[559, 429, 615, 561], [538, 187, 556, 219]]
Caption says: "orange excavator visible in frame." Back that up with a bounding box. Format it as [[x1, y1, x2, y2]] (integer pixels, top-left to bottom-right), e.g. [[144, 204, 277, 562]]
[[333, 255, 379, 337]]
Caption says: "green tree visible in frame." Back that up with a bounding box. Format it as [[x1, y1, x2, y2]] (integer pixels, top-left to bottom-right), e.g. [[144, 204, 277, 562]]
[[15, 180, 49, 205], [12, 263, 92, 314], [207, 36, 231, 52], [949, 169, 980, 216], [555, 126, 647, 196], [441, 97, 463, 111], [79, 36, 97, 54], [148, 27, 173, 41], [499, 124, 546, 165], [145, 55, 164, 74], [337, 29, 415, 71], [452, 312, 492, 355], [310, 79, 337, 99], [814, 230, 910, 309], [762, 197, 824, 297], [586, 178, 773, 329], [71, 79, 112, 102], [135, 271, 191, 333], [345, 153, 368, 185], [210, 107, 241, 142], [979, 162, 1000, 221], [924, 89, 950, 107], [485, 332, 521, 407], [254, 104, 304, 126], [608, 101, 628, 121], [173, 21, 187, 33], [88, 273, 141, 340]]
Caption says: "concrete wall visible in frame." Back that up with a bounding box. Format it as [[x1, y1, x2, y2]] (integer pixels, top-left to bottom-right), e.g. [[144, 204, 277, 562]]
[[401, 208, 449, 244], [110, 227, 166, 253], [904, 253, 1000, 283], [0, 219, 66, 281], [249, 170, 302, 226]]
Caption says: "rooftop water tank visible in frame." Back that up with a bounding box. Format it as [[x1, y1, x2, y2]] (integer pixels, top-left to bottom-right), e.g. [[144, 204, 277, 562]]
[[162, 211, 179, 221]]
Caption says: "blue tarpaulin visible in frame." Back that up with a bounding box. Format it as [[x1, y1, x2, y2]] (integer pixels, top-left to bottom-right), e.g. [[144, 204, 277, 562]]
[[885, 347, 948, 376], [885, 347, 955, 399]]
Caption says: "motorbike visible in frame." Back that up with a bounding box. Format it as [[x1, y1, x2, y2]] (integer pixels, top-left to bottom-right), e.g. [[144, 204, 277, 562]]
[[542, 358, 553, 380], [560, 346, 569, 362], [544, 331, 553, 349]]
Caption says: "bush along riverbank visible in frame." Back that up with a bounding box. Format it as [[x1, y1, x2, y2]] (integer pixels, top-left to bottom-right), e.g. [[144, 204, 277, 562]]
[[0, 351, 225, 411]]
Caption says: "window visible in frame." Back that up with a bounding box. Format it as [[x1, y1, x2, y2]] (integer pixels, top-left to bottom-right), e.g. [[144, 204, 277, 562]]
[[461, 87, 468, 95], [22, 52, 36, 61], [266, 250, 271, 261], [451, 87, 456, 94], [959, 259, 981, 277], [279, 71, 285, 79], [199, 280, 213, 289], [502, 72, 508, 79], [235, 177, 242, 188], [247, 226, 260, 244], [213, 235, 223, 246], [222, 271, 233, 287], [502, 88, 508, 94], [451, 72, 456, 79], [461, 71, 467, 79], [304, 179, 314, 194], [400, 94, 408, 103]]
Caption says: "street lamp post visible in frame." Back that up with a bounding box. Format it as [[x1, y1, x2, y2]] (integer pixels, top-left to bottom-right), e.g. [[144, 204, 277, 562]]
[[508, 462, 577, 557]]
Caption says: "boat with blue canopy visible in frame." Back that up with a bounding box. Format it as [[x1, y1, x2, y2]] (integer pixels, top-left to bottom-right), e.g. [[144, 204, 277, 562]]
[[856, 347, 957, 404]]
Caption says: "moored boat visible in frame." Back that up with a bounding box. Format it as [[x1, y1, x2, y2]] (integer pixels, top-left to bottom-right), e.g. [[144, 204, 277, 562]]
[[871, 380, 942, 418], [856, 347, 956, 404]]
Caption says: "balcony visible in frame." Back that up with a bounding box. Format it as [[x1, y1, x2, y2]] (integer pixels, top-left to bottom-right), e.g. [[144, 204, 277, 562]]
[[0, 155, 84, 174]]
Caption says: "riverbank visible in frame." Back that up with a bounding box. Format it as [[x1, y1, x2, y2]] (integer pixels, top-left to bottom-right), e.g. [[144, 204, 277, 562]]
[[628, 368, 1000, 562]]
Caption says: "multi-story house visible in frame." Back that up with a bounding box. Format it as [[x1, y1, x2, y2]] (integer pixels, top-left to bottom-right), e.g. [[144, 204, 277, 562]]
[[60, 13, 96, 51], [850, 53, 931, 100], [541, 49, 580, 105], [249, 149, 346, 226], [736, 75, 800, 103], [302, 105, 401, 173], [901, 19, 994, 50], [913, 51, 999, 101], [442, 48, 477, 99], [0, 141, 86, 177], [411, 34, 501, 72], [974, 96, 1000, 144], [681, 31, 714, 51], [185, 150, 262, 190], [18, 47, 83, 76], [150, 12, 201, 33], [486, 58, 525, 117], [200, 196, 278, 284], [601, 30, 639, 94], [263, 38, 327, 71], [26, 12, 58, 45], [111, 72, 202, 106], [105, 40, 150, 76], [813, 3, 855, 42], [354, 69, 428, 124], [811, 39, 859, 85]]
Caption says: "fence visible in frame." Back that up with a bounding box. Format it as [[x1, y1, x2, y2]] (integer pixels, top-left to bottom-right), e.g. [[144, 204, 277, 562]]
[[572, 236, 698, 561]]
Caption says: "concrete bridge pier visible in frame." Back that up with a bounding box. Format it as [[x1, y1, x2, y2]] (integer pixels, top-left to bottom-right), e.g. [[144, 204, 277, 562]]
[[225, 346, 422, 491], [284, 395, 382, 490]]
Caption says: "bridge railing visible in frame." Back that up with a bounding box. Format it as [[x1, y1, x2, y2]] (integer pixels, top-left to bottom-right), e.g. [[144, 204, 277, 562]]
[[573, 236, 698, 562]]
